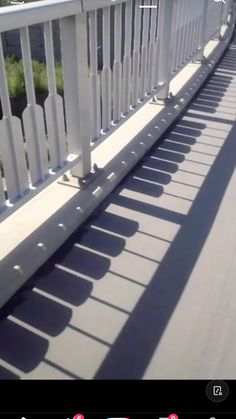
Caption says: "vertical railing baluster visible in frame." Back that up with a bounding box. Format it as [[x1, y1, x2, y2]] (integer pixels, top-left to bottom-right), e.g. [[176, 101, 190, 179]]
[[206, 1, 211, 41], [184, 2, 191, 61], [189, 0, 197, 57], [113, 3, 122, 123], [153, 0, 159, 87], [178, 0, 186, 69], [197, 2, 204, 52], [147, 0, 158, 94], [179, 0, 186, 68], [176, 0, 182, 69], [155, 0, 175, 100], [211, 1, 217, 39], [152, 0, 160, 90], [211, 4, 215, 39], [193, 8, 202, 55], [222, 0, 228, 23], [44, 21, 66, 169], [195, 5, 202, 52], [171, 0, 181, 73], [183, 2, 191, 62], [89, 10, 101, 139], [216, 0, 224, 39], [60, 14, 91, 178], [216, 1, 222, 37], [140, 0, 150, 101], [187, 1, 192, 60], [101, 7, 111, 132], [225, 0, 231, 24], [195, 0, 209, 61], [189, 1, 196, 57], [215, 3, 219, 37], [102, 7, 111, 132], [193, 15, 199, 56], [192, 1, 198, 55], [209, 1, 217, 40], [122, 0, 132, 115], [196, 5, 202, 52], [0, 168, 5, 209], [21, 26, 49, 185], [44, 22, 57, 100], [131, 0, 142, 108], [0, 34, 28, 201], [211, 1, 215, 39]]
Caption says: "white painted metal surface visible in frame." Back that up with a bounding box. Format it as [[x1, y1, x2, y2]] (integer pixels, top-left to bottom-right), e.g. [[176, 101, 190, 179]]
[[223, 0, 231, 22], [156, 0, 175, 99], [20, 27, 49, 185], [82, 0, 127, 12], [0, 170, 5, 210], [101, 6, 112, 132], [89, 10, 101, 140], [0, 0, 83, 32], [171, 0, 182, 73], [0, 38, 29, 202], [122, 0, 132, 114], [206, 0, 230, 40], [0, 0, 230, 217], [44, 21, 67, 170], [139, 0, 150, 101], [60, 13, 91, 177], [113, 3, 122, 122], [0, 0, 233, 282], [147, 0, 158, 94], [131, 0, 142, 107], [196, 0, 209, 61], [0, 8, 234, 318]]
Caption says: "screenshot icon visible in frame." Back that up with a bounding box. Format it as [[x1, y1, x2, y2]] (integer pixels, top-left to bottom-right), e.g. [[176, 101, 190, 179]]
[[206, 381, 229, 402]]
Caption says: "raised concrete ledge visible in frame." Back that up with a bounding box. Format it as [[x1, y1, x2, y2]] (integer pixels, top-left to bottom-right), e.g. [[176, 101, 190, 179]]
[[0, 20, 235, 308]]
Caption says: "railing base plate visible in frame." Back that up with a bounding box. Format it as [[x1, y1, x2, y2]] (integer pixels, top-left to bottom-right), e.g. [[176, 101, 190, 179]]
[[149, 92, 175, 106], [60, 164, 103, 190], [191, 56, 208, 64]]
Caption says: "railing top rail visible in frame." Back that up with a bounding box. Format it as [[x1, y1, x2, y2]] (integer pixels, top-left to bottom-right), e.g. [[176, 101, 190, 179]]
[[0, 0, 82, 32], [0, 0, 132, 33]]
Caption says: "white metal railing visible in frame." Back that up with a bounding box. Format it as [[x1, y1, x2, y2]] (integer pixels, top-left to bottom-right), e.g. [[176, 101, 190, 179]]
[[206, 0, 225, 40], [0, 0, 233, 220]]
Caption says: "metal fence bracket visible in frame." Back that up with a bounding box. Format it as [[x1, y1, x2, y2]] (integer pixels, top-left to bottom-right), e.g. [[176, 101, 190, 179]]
[[77, 164, 103, 190], [59, 164, 102, 189], [150, 92, 175, 106]]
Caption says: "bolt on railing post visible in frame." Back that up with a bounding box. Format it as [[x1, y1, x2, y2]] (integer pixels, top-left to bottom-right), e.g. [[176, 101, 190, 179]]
[[195, 0, 209, 62], [155, 0, 176, 101], [60, 11, 91, 179]]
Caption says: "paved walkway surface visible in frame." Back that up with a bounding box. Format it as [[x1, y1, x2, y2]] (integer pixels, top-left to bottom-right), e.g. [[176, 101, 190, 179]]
[[0, 35, 236, 380]]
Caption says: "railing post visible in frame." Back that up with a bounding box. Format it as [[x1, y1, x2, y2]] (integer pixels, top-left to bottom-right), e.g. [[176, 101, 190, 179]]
[[195, 0, 209, 62], [215, 1, 225, 39], [60, 11, 91, 179], [155, 0, 176, 101], [226, 1, 232, 25]]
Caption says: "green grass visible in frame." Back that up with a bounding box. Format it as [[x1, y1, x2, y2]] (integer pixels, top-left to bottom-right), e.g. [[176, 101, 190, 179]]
[[5, 55, 63, 97], [5, 56, 25, 96]]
